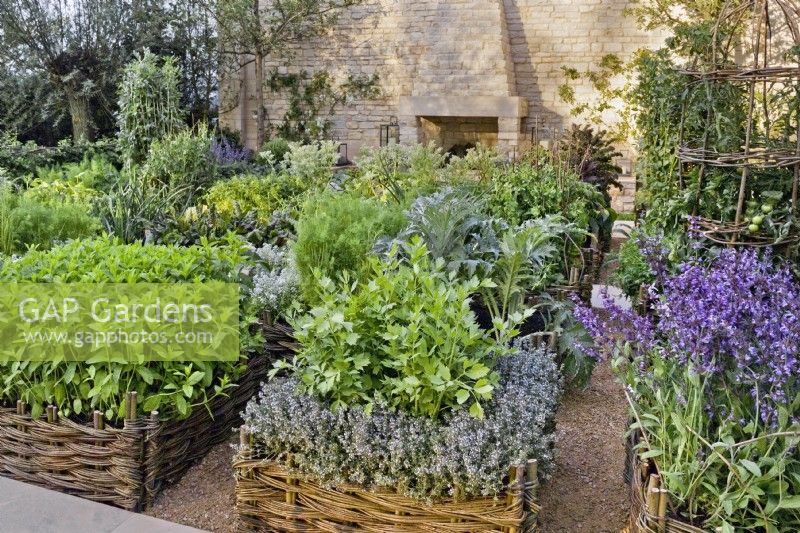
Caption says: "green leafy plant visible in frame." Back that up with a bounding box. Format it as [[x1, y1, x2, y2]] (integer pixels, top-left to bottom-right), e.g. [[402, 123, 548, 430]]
[[143, 124, 216, 211], [117, 51, 184, 165], [488, 157, 605, 231], [259, 137, 291, 164], [293, 192, 406, 300], [351, 143, 447, 203], [10, 198, 100, 251], [558, 124, 623, 208], [98, 167, 190, 244], [0, 235, 257, 422], [379, 187, 500, 277], [282, 141, 338, 186], [280, 238, 520, 418], [202, 174, 289, 223], [480, 217, 572, 325], [0, 184, 14, 255]]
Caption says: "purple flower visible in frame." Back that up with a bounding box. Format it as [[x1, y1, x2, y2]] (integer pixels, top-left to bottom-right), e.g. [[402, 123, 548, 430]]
[[211, 137, 252, 164], [574, 243, 800, 425]]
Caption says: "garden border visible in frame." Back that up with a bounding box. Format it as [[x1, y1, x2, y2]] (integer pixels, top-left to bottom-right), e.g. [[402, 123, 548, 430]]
[[234, 427, 540, 533]]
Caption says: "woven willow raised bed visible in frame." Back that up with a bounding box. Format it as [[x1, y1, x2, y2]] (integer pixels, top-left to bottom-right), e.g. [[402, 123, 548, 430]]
[[627, 437, 705, 533], [234, 428, 540, 533], [0, 355, 269, 511]]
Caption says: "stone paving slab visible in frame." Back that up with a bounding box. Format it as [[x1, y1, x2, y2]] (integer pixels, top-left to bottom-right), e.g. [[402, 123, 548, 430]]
[[0, 477, 206, 533]]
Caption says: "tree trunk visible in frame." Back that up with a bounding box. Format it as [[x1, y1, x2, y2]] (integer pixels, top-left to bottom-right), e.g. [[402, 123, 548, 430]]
[[254, 50, 265, 148], [64, 86, 94, 142]]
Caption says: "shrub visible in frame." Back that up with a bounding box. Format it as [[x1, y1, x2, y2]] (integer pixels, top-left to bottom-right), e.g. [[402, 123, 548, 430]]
[[117, 51, 184, 165], [293, 192, 405, 298], [0, 236, 255, 422], [282, 141, 338, 185], [259, 137, 291, 164], [143, 125, 216, 210], [352, 143, 446, 202], [487, 159, 603, 230], [32, 154, 119, 189], [245, 342, 561, 501], [281, 238, 521, 418], [0, 132, 120, 178], [202, 174, 297, 223]]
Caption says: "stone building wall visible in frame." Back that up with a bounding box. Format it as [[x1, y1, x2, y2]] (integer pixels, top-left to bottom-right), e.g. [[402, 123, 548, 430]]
[[221, 0, 668, 212]]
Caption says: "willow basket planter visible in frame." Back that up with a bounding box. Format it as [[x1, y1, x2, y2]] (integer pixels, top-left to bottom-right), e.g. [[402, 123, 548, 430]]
[[234, 433, 540, 533], [0, 354, 268, 511]]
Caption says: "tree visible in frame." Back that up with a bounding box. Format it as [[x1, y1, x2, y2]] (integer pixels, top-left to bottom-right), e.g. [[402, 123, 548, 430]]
[[213, 0, 365, 148], [0, 0, 141, 141]]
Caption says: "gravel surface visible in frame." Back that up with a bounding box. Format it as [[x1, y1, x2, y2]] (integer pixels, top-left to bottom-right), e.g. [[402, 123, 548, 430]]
[[146, 440, 238, 533], [538, 359, 630, 532]]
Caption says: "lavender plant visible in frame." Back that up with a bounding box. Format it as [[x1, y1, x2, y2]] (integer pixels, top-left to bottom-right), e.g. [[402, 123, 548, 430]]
[[243, 341, 562, 501], [211, 136, 252, 165]]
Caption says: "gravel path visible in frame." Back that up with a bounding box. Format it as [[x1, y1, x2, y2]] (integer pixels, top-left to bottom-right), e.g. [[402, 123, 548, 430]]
[[538, 359, 630, 532]]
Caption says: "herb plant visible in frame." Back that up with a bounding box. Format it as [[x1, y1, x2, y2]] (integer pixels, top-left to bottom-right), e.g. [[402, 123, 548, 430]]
[[0, 236, 257, 422], [247, 342, 561, 501], [293, 192, 405, 300], [280, 238, 520, 419]]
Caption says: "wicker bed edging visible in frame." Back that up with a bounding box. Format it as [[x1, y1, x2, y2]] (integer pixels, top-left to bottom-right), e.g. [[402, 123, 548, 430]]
[[234, 428, 540, 533], [627, 435, 706, 533], [0, 354, 268, 511]]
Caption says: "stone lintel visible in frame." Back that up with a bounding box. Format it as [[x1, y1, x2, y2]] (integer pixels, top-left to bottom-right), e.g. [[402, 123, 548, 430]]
[[399, 96, 528, 119]]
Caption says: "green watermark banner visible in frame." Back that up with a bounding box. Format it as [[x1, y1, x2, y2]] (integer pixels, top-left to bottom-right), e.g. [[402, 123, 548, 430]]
[[0, 283, 240, 362]]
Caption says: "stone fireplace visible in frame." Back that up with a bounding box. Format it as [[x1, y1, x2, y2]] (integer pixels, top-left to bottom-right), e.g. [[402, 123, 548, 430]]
[[399, 96, 528, 159]]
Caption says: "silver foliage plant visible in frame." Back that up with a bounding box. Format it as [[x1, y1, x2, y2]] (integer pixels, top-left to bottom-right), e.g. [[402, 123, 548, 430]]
[[249, 244, 299, 315], [242, 340, 562, 501]]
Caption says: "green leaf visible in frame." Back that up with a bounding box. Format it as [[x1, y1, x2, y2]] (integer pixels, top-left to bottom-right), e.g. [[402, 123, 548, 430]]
[[136, 366, 156, 385], [640, 449, 663, 459], [739, 459, 762, 478], [469, 401, 485, 419], [777, 496, 800, 509], [456, 390, 470, 405], [465, 364, 490, 380], [175, 395, 188, 416]]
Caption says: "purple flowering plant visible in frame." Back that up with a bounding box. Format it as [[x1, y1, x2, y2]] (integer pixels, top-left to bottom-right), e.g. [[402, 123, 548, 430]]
[[574, 235, 800, 529], [210, 136, 252, 165]]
